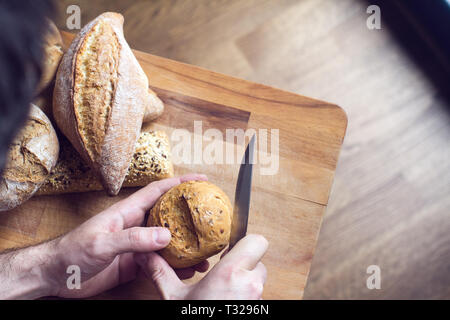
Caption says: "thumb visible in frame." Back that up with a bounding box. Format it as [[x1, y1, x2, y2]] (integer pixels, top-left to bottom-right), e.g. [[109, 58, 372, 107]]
[[101, 227, 171, 257], [135, 252, 186, 300]]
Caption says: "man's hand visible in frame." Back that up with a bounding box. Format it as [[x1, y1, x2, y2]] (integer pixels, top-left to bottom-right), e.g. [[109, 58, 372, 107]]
[[0, 173, 209, 299], [46, 173, 209, 298], [0, 173, 268, 300], [135, 234, 269, 300]]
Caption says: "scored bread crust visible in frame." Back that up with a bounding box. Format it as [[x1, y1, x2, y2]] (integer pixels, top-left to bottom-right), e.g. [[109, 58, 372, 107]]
[[148, 181, 232, 268], [144, 88, 164, 122], [53, 12, 150, 195], [37, 88, 163, 124], [0, 104, 59, 211]]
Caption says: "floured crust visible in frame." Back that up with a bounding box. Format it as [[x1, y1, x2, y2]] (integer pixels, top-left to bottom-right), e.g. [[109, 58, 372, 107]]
[[144, 88, 164, 122], [148, 181, 232, 268], [36, 19, 64, 94], [4, 118, 50, 183], [53, 12, 152, 196], [74, 19, 120, 160], [0, 104, 59, 211], [36, 87, 163, 124], [36, 131, 173, 195]]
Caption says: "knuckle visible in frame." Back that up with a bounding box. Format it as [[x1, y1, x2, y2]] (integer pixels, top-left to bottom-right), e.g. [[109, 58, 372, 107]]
[[107, 216, 122, 232], [128, 228, 142, 246], [259, 262, 268, 278], [86, 234, 105, 259], [249, 281, 264, 298], [219, 263, 239, 283], [151, 265, 166, 283]]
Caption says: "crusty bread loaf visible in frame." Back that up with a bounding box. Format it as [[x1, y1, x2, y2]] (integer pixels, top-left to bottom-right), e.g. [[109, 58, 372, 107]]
[[36, 131, 173, 195], [0, 104, 59, 211], [144, 88, 164, 122], [36, 19, 64, 94], [36, 18, 161, 121], [33, 80, 55, 118], [53, 12, 154, 196], [36, 87, 162, 124], [147, 181, 232, 268]]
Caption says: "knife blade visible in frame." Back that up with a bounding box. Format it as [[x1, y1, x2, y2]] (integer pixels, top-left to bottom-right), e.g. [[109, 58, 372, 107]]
[[229, 134, 255, 249]]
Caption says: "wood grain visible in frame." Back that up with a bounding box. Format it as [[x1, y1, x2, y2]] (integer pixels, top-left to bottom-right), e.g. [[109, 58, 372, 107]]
[[3, 0, 449, 299], [0, 23, 346, 300], [149, 87, 251, 136], [61, 0, 450, 300]]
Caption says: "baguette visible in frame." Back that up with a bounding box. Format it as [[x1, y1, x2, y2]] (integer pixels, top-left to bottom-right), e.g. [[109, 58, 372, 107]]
[[0, 104, 59, 211], [53, 12, 153, 196], [37, 131, 173, 195]]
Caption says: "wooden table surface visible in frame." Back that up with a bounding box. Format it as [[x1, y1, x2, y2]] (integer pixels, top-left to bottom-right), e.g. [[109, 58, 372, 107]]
[[0, 24, 347, 298], [2, 0, 450, 299]]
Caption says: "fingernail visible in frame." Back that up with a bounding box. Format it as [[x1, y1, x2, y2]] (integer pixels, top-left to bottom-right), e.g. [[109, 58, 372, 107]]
[[154, 228, 171, 245]]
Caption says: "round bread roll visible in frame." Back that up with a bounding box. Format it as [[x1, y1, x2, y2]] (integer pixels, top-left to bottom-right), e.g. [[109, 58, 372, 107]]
[[36, 19, 64, 94], [0, 104, 60, 211], [148, 181, 232, 268]]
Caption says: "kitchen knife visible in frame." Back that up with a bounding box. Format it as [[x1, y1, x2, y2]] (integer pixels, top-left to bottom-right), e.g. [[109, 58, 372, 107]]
[[229, 134, 255, 249]]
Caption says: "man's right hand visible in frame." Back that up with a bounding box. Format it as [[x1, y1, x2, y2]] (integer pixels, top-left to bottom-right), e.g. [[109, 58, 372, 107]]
[[134, 234, 268, 300]]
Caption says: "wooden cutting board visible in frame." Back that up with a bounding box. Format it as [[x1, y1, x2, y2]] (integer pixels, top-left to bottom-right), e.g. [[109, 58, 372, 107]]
[[0, 31, 347, 299]]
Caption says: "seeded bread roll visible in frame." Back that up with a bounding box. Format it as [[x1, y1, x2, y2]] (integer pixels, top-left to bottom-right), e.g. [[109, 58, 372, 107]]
[[36, 19, 64, 94], [53, 12, 153, 196], [0, 104, 59, 211], [147, 181, 232, 268], [36, 131, 173, 195]]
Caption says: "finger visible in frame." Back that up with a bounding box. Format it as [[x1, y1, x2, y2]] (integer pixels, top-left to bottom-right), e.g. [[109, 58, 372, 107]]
[[252, 262, 267, 284], [101, 227, 171, 257], [109, 178, 184, 226], [118, 252, 140, 284], [99, 174, 208, 228], [220, 234, 268, 270], [129, 173, 207, 210], [135, 252, 185, 299], [127, 173, 207, 213]]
